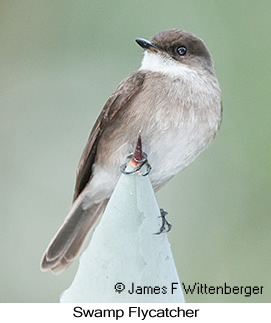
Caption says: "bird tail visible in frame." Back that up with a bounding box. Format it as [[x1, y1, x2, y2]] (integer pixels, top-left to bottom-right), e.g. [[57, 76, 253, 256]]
[[40, 196, 108, 274]]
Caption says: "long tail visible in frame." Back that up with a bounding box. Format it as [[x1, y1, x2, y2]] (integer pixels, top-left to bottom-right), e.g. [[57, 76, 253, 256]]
[[40, 195, 108, 274]]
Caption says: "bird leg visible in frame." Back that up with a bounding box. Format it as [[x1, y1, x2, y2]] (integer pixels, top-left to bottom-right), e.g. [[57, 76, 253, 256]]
[[154, 208, 172, 234]]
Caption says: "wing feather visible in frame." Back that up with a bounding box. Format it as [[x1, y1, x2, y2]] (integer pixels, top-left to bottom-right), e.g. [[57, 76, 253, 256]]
[[72, 71, 145, 201]]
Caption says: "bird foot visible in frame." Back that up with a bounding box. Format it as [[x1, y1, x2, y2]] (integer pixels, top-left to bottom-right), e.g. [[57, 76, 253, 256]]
[[120, 152, 151, 176], [154, 208, 172, 234]]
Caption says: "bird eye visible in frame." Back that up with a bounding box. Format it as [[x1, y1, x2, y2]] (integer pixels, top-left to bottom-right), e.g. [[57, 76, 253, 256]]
[[177, 46, 187, 56]]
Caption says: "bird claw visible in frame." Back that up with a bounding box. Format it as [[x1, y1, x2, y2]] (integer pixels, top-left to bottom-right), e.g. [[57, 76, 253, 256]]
[[120, 152, 152, 176], [154, 208, 172, 234]]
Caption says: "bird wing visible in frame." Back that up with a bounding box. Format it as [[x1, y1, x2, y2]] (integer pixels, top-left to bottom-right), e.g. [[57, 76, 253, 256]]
[[41, 71, 146, 273], [72, 71, 146, 201]]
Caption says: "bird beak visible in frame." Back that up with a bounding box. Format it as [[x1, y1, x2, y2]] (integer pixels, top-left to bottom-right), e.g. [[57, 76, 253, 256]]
[[135, 38, 160, 52]]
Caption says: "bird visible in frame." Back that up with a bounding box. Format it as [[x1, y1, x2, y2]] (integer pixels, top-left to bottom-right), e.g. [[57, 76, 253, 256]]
[[41, 28, 222, 273]]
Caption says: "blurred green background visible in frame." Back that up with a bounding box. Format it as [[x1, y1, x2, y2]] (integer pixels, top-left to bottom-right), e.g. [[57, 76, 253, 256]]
[[1, 0, 270, 303]]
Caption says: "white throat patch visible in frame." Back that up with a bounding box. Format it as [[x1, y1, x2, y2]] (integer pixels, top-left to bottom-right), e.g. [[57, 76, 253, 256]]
[[139, 51, 196, 79]]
